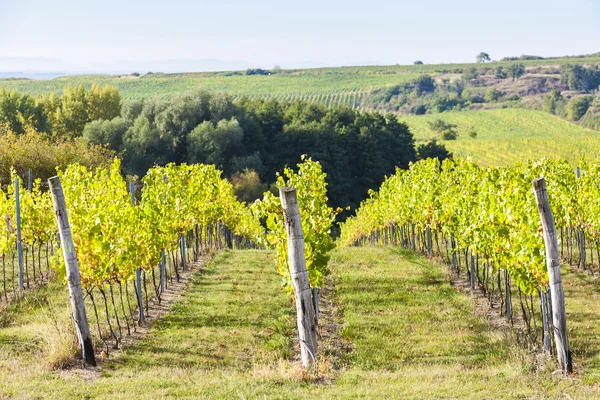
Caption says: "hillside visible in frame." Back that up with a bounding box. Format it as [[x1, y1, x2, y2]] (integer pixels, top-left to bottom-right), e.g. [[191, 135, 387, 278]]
[[3, 248, 600, 398], [1, 55, 599, 102], [401, 108, 600, 165]]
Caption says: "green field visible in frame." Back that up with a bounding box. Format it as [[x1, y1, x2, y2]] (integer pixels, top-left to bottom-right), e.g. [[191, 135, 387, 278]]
[[4, 248, 600, 398], [401, 108, 600, 166], [1, 55, 599, 101], [0, 71, 424, 101]]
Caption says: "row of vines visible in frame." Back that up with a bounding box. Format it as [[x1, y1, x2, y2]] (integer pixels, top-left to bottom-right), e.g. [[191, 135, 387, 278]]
[[1, 159, 265, 353], [340, 157, 600, 356], [235, 89, 368, 110], [2, 156, 337, 359]]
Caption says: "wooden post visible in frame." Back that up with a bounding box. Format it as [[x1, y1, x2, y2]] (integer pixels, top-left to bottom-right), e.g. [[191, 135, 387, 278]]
[[129, 182, 144, 324], [426, 226, 432, 257], [504, 270, 511, 320], [541, 289, 551, 355], [180, 234, 187, 272], [279, 187, 317, 368], [533, 177, 572, 373], [48, 176, 96, 367], [470, 251, 475, 289], [15, 178, 24, 290], [451, 237, 457, 271], [160, 251, 166, 293]]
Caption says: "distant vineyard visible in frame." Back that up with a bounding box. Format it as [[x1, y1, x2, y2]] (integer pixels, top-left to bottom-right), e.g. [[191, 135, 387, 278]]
[[401, 108, 600, 166], [234, 89, 368, 109], [0, 73, 422, 101]]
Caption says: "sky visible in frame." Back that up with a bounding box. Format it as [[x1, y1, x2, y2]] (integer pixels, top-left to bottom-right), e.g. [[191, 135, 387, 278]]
[[0, 0, 599, 72]]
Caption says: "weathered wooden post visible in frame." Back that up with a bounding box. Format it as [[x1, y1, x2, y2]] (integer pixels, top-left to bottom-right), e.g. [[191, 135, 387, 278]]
[[426, 226, 432, 257], [129, 182, 144, 324], [180, 234, 187, 272], [279, 186, 317, 368], [533, 177, 572, 373], [504, 270, 511, 320], [15, 178, 24, 290], [48, 176, 96, 367]]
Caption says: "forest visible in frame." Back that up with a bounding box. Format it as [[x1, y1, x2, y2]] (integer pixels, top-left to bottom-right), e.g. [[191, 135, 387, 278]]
[[0, 85, 441, 214]]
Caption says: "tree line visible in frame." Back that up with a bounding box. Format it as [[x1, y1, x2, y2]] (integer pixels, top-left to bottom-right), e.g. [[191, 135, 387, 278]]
[[0, 86, 447, 215]]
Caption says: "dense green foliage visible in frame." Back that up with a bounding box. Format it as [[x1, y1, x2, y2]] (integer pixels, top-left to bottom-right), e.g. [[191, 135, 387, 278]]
[[0, 123, 115, 184], [86, 92, 416, 213], [339, 157, 583, 294], [253, 157, 337, 289], [561, 64, 600, 93], [58, 160, 263, 288]]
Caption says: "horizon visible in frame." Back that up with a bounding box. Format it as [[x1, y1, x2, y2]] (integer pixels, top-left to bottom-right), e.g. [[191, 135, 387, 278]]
[[1, 0, 599, 75]]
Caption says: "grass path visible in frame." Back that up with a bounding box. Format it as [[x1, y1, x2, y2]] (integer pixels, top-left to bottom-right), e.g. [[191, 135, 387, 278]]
[[3, 248, 600, 398]]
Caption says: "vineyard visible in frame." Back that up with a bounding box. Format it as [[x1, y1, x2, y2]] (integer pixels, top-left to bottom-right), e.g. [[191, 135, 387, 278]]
[[5, 154, 600, 396], [402, 108, 600, 165], [0, 73, 422, 101], [1, 54, 599, 102], [235, 89, 368, 110], [340, 157, 600, 370]]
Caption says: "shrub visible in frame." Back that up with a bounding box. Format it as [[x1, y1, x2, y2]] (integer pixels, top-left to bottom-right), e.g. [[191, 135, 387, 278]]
[[566, 96, 593, 121], [441, 129, 458, 140], [484, 87, 502, 102]]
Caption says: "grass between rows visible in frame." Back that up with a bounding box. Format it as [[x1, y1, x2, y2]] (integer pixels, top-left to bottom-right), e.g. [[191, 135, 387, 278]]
[[2, 247, 600, 398]]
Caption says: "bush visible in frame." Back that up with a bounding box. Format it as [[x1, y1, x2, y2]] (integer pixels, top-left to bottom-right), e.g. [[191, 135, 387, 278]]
[[427, 119, 456, 132], [566, 96, 593, 121], [246, 68, 271, 76], [468, 128, 477, 138], [0, 123, 115, 184], [484, 87, 502, 102], [441, 129, 458, 140], [230, 169, 268, 203], [416, 139, 452, 161]]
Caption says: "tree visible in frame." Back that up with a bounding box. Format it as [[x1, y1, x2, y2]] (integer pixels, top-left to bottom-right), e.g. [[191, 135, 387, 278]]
[[0, 89, 49, 134], [414, 60, 424, 65], [543, 89, 563, 114], [495, 66, 507, 79], [561, 64, 600, 93], [441, 128, 457, 140], [87, 84, 121, 121], [476, 52, 491, 63], [484, 87, 502, 102], [427, 119, 456, 133], [414, 75, 436, 93], [462, 67, 479, 81], [566, 96, 593, 121], [449, 80, 465, 98], [416, 140, 452, 161], [229, 169, 268, 203], [54, 85, 89, 137], [187, 118, 244, 172], [82, 117, 129, 151], [508, 63, 526, 81]]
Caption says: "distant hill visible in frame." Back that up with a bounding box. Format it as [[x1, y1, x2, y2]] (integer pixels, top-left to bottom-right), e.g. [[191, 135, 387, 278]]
[[401, 109, 600, 166]]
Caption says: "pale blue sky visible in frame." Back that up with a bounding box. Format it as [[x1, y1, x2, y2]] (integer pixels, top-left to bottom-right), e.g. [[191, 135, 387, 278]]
[[0, 0, 598, 70]]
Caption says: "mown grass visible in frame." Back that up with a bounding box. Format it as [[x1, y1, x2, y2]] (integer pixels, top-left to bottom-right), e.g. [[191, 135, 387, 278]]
[[401, 108, 600, 166], [3, 247, 600, 398]]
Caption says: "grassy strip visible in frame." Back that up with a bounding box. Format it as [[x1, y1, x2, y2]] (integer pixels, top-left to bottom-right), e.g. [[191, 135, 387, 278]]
[[3, 248, 600, 398]]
